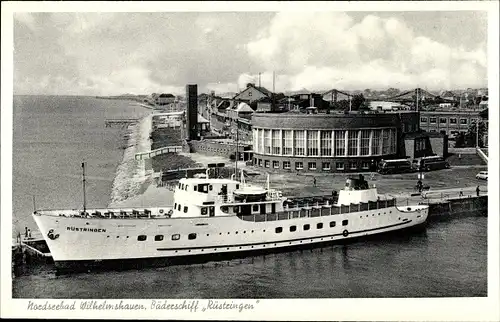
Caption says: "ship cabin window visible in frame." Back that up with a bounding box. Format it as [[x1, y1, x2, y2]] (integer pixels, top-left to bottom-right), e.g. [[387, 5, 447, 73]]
[[177, 204, 181, 211], [290, 225, 297, 232], [188, 233, 197, 240], [198, 184, 209, 193], [236, 184, 240, 189], [172, 234, 180, 241], [181, 183, 185, 190], [194, 186, 198, 191], [209, 185, 213, 191], [275, 227, 283, 233], [183, 206, 188, 213], [174, 203, 177, 209], [317, 223, 323, 229], [330, 221, 336, 227], [201, 207, 208, 215], [137, 235, 147, 241], [253, 205, 259, 212], [155, 235, 164, 241], [342, 220, 348, 226], [185, 185, 189, 191], [303, 224, 310, 231]]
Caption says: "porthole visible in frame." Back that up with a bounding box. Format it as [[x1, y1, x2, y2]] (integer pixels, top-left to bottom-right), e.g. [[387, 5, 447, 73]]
[[235, 231, 238, 234], [188, 233, 197, 240], [206, 234, 209, 236], [172, 234, 180, 241], [138, 235, 147, 241], [329, 221, 336, 227], [155, 235, 164, 241], [304, 224, 310, 231], [275, 227, 283, 233], [317, 223, 323, 229]]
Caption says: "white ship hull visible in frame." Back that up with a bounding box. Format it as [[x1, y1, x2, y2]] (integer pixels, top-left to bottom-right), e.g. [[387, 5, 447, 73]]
[[33, 204, 428, 273]]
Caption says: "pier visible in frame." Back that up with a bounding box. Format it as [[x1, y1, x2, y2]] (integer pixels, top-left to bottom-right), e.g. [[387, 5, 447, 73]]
[[105, 118, 139, 128]]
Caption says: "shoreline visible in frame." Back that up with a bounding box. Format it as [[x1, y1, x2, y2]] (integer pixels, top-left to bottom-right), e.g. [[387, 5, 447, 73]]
[[107, 112, 154, 207]]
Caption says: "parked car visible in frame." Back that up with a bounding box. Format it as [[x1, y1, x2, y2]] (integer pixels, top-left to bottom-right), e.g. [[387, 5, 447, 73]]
[[377, 159, 413, 174], [476, 171, 488, 180]]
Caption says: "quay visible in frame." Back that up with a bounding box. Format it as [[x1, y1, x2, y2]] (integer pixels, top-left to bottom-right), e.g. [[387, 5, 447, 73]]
[[105, 118, 139, 128]]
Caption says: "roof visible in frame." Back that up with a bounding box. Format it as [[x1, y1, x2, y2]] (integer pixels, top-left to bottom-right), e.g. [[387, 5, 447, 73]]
[[234, 84, 273, 99], [236, 102, 253, 113], [158, 93, 175, 98], [197, 114, 209, 123]]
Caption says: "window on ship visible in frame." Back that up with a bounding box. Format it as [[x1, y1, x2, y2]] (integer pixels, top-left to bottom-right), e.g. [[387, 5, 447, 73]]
[[138, 235, 147, 241], [155, 235, 164, 241]]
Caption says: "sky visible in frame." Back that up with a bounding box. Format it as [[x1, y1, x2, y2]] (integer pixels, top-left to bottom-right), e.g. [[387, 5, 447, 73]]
[[12, 10, 488, 96]]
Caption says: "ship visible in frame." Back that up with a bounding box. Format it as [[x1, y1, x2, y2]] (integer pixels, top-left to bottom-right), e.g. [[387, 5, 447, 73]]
[[33, 165, 429, 274]]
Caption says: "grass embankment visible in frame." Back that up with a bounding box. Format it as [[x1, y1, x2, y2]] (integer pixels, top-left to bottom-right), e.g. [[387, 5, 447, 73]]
[[150, 127, 199, 173]]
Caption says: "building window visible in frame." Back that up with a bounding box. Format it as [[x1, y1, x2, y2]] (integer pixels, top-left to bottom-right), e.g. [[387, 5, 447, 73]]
[[138, 235, 147, 241], [439, 118, 447, 124], [372, 129, 381, 155], [460, 118, 468, 125], [307, 130, 319, 156], [320, 131, 332, 156], [283, 161, 291, 169], [155, 235, 164, 241], [334, 130, 346, 156], [253, 130, 259, 155], [188, 233, 197, 240], [449, 118, 457, 124], [347, 130, 358, 156], [290, 225, 297, 232], [322, 162, 331, 171], [273, 161, 279, 169], [275, 227, 283, 233], [430, 117, 437, 124], [471, 118, 477, 124], [264, 129, 271, 154], [272, 129, 280, 155], [360, 130, 370, 156], [342, 220, 348, 226], [308, 162, 317, 170], [361, 161, 369, 169], [282, 130, 293, 155], [253, 204, 259, 212], [294, 130, 305, 156], [183, 206, 188, 213], [329, 221, 336, 227], [336, 162, 344, 170], [420, 117, 428, 123], [349, 161, 357, 170], [303, 224, 310, 231], [296, 162, 303, 170], [258, 159, 262, 167], [317, 223, 323, 229], [265, 160, 270, 168]]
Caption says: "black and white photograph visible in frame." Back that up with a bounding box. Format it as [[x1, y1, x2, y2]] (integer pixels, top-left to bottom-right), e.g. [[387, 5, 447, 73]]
[[1, 1, 499, 321]]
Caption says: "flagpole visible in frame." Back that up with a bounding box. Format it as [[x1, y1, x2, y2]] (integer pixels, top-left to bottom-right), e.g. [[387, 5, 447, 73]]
[[82, 162, 87, 214]]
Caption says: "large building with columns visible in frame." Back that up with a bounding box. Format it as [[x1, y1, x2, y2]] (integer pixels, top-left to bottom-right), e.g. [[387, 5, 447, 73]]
[[251, 111, 424, 173]]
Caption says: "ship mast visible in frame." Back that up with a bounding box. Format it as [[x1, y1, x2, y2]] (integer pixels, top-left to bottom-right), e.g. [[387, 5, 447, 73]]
[[82, 161, 87, 214]]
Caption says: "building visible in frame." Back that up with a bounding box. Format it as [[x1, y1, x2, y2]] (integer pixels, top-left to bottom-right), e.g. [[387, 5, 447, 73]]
[[251, 110, 432, 173], [233, 83, 274, 105], [419, 109, 483, 137]]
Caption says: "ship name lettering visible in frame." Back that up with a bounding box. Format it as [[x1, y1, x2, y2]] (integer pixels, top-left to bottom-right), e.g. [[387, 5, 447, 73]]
[[66, 227, 106, 233]]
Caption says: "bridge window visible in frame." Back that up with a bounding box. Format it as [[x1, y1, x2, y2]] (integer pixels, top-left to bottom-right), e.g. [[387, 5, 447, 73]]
[[155, 235, 164, 241], [303, 224, 310, 231], [275, 227, 283, 233], [138, 235, 147, 241], [290, 225, 297, 232], [172, 234, 180, 241], [188, 233, 197, 240], [342, 220, 348, 226]]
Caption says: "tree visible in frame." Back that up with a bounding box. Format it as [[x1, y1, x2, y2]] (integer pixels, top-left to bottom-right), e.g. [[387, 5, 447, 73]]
[[466, 121, 487, 147]]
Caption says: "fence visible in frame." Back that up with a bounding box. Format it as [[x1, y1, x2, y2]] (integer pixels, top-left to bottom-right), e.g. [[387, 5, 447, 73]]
[[135, 145, 182, 161]]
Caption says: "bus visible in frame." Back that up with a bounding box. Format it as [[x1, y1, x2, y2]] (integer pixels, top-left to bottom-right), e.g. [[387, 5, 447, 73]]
[[412, 155, 450, 172], [377, 159, 413, 174]]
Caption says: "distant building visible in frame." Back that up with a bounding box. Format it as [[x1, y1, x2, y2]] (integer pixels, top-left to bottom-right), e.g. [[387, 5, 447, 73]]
[[233, 83, 274, 105], [419, 109, 483, 138], [156, 93, 175, 105]]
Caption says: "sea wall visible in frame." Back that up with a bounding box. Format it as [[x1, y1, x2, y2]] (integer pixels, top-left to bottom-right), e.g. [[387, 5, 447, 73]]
[[425, 195, 487, 221], [109, 114, 152, 205]]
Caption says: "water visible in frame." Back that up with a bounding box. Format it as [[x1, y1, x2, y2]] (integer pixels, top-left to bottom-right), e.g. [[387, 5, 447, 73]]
[[11, 96, 487, 298]]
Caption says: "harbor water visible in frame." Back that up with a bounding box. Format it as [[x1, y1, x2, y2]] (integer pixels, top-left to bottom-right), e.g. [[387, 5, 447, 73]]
[[11, 96, 487, 298]]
